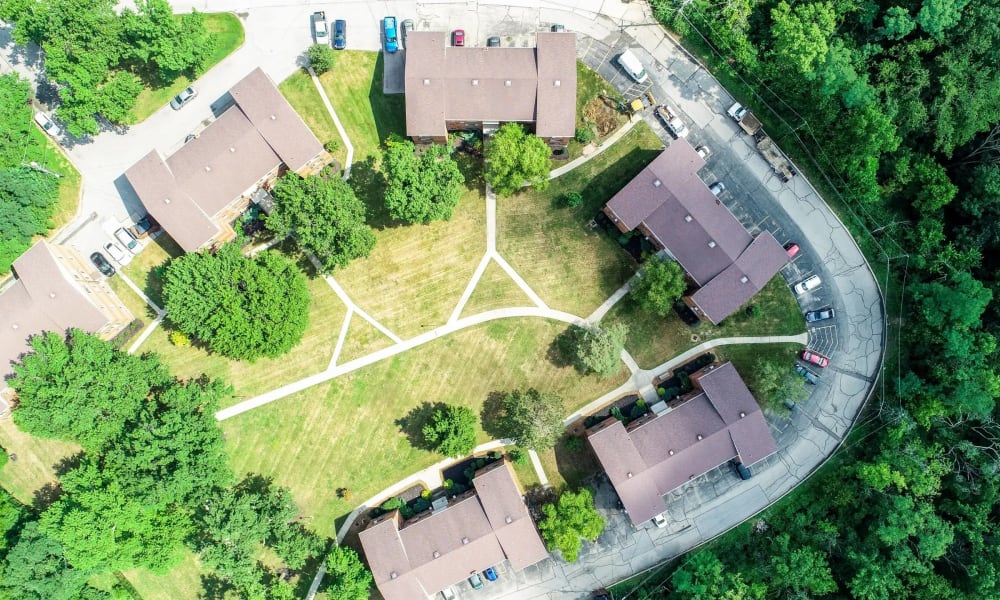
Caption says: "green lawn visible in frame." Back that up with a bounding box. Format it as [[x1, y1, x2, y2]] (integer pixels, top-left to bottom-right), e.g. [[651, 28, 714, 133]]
[[139, 275, 348, 409], [604, 274, 807, 369], [131, 13, 245, 122], [122, 551, 205, 600], [122, 232, 184, 309], [317, 51, 406, 167], [279, 69, 347, 168], [556, 61, 630, 165], [335, 313, 396, 365], [714, 342, 806, 412], [221, 318, 628, 538], [497, 122, 663, 317], [459, 260, 535, 318], [0, 418, 79, 505]]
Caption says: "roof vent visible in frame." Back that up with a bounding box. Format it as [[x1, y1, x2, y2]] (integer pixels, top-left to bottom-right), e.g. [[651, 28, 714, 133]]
[[708, 241, 716, 248], [668, 449, 675, 456], [204, 166, 211, 172], [423, 78, 431, 85], [740, 275, 749, 283], [684, 214, 692, 222], [390, 572, 398, 579], [472, 79, 479, 86], [270, 114, 276, 120], [433, 551, 440, 558], [653, 179, 661, 187], [626, 471, 633, 478], [739, 411, 746, 418], [229, 147, 236, 153], [163, 197, 171, 204], [697, 434, 704, 440], [462, 537, 470, 545], [504, 80, 512, 87], [11, 323, 18, 330], [554, 79, 561, 87], [504, 515, 513, 524], [49, 292, 56, 299]]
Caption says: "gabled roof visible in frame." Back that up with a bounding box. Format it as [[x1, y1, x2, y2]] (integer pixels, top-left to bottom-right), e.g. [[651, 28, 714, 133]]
[[125, 68, 322, 253], [360, 460, 547, 600], [1, 241, 109, 383], [688, 232, 788, 324], [404, 32, 577, 138], [587, 362, 777, 526]]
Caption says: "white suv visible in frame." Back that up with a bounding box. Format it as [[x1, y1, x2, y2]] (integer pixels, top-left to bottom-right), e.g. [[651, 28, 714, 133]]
[[793, 275, 822, 295]]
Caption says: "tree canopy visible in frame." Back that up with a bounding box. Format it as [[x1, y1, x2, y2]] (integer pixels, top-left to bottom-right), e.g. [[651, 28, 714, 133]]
[[324, 546, 373, 600], [572, 323, 628, 379], [422, 404, 478, 457], [484, 123, 551, 196], [383, 137, 465, 224], [629, 257, 687, 316], [267, 169, 376, 272], [162, 242, 311, 361], [537, 488, 605, 563], [487, 388, 565, 451]]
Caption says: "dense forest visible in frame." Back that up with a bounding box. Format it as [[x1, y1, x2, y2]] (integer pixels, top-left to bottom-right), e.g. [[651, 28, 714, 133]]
[[624, 0, 1000, 598]]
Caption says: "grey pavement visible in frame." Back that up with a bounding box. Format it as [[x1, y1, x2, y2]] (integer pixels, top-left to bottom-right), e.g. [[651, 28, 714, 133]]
[[2, 2, 883, 598]]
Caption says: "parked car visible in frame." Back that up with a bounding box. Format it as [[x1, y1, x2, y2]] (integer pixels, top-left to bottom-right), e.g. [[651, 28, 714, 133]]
[[652, 513, 667, 528], [805, 307, 835, 322], [801, 349, 831, 368], [169, 87, 197, 110], [593, 590, 611, 600], [709, 181, 726, 196], [468, 572, 484, 590], [103, 241, 130, 266], [784, 242, 800, 257], [731, 460, 752, 480], [795, 363, 820, 385], [33, 112, 61, 137], [695, 144, 711, 159], [551, 24, 566, 32], [440, 587, 457, 600], [129, 215, 160, 239], [793, 274, 822, 295], [487, 36, 500, 47], [483, 566, 498, 581], [90, 252, 115, 277], [311, 11, 328, 42], [114, 227, 139, 254], [453, 29, 465, 46], [333, 19, 347, 49], [401, 19, 414, 43], [383, 17, 399, 53]]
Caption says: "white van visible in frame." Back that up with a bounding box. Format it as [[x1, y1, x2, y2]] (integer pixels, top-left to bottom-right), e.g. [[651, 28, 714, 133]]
[[617, 49, 648, 83]]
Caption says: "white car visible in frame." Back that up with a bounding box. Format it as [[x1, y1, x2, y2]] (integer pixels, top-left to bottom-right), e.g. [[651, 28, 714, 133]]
[[34, 112, 61, 137], [114, 228, 140, 254], [652, 513, 667, 528], [793, 275, 822, 295], [103, 241, 131, 266]]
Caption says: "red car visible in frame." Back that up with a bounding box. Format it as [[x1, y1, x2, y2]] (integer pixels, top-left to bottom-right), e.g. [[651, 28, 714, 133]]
[[453, 29, 465, 46], [801, 350, 830, 368], [784, 242, 800, 258]]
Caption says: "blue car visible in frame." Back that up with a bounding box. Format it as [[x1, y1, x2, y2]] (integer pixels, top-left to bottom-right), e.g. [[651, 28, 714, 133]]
[[383, 17, 398, 53], [333, 19, 346, 50], [483, 567, 498, 581]]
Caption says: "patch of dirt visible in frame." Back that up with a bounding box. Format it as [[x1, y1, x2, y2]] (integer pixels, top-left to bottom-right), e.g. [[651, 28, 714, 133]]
[[582, 97, 622, 137]]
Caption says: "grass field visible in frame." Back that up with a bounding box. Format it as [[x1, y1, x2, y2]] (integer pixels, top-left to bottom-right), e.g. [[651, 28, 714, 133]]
[[317, 51, 405, 166], [279, 69, 347, 167], [139, 276, 348, 409], [497, 123, 663, 317], [221, 318, 628, 538], [335, 312, 396, 365], [122, 232, 184, 309], [131, 13, 245, 122], [459, 260, 535, 318], [605, 274, 807, 369], [107, 276, 155, 324], [0, 418, 79, 505], [122, 552, 205, 600]]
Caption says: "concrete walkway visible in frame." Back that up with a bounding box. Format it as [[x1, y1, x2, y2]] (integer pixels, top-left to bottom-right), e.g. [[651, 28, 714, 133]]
[[308, 66, 355, 179], [549, 117, 641, 180]]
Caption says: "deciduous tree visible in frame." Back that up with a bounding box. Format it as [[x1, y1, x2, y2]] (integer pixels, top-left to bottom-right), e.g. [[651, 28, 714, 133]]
[[267, 169, 376, 272], [306, 44, 335, 74], [324, 546, 373, 600], [629, 257, 686, 316], [489, 389, 565, 450], [162, 242, 311, 361], [0, 167, 59, 273], [537, 488, 605, 563], [383, 137, 465, 223], [484, 123, 551, 196], [0, 521, 90, 600], [422, 404, 478, 457], [573, 323, 628, 378]]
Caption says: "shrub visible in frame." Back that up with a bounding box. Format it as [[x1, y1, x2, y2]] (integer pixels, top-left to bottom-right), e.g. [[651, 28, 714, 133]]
[[169, 330, 190, 347], [380, 497, 404, 511], [420, 489, 431, 499], [575, 126, 595, 144], [562, 191, 583, 208], [307, 44, 335, 73], [443, 479, 454, 490], [508, 448, 528, 465], [324, 139, 340, 154], [611, 406, 626, 423], [564, 436, 583, 451]]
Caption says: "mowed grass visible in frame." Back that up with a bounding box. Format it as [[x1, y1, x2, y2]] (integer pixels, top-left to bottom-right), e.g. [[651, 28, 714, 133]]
[[122, 552, 205, 600], [605, 274, 807, 369], [122, 232, 185, 309], [714, 342, 806, 410], [139, 276, 348, 409], [556, 61, 629, 165], [335, 313, 395, 365], [131, 13, 245, 122], [221, 318, 628, 538], [107, 276, 155, 323], [497, 123, 664, 317], [317, 51, 405, 164], [279, 69, 347, 167], [459, 260, 535, 318], [0, 418, 79, 505]]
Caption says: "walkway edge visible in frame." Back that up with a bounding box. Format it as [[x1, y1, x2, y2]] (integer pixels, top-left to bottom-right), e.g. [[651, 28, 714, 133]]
[[308, 66, 355, 179]]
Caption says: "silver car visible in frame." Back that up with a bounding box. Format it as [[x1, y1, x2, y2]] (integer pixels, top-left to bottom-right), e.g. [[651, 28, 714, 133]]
[[169, 86, 197, 110]]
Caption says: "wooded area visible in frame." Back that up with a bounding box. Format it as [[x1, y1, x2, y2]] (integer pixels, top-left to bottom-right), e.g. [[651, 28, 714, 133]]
[[623, 0, 1000, 597]]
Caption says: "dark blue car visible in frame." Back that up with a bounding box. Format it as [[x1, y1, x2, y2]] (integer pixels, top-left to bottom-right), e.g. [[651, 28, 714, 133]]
[[483, 567, 498, 581], [333, 20, 346, 50]]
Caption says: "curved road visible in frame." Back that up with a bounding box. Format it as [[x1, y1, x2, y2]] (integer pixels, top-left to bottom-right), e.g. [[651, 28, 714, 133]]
[[2, 2, 884, 598]]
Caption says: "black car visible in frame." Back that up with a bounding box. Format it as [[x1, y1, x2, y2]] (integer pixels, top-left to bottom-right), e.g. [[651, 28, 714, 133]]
[[794, 363, 820, 385], [487, 36, 500, 47], [551, 24, 566, 32], [731, 460, 752, 480], [129, 215, 161, 239], [90, 252, 115, 277], [805, 307, 836, 322]]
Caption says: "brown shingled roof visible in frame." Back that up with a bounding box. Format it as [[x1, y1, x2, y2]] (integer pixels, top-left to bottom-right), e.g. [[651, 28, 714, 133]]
[[587, 362, 777, 526], [360, 460, 548, 600], [405, 32, 576, 138], [688, 232, 788, 324], [1, 241, 109, 382]]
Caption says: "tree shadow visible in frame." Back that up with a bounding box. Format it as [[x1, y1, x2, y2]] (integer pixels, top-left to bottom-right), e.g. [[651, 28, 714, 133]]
[[395, 401, 448, 451], [198, 573, 235, 600], [53, 452, 84, 477], [550, 431, 600, 490], [346, 155, 400, 230], [32, 482, 62, 511], [546, 325, 584, 369], [479, 391, 509, 441]]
